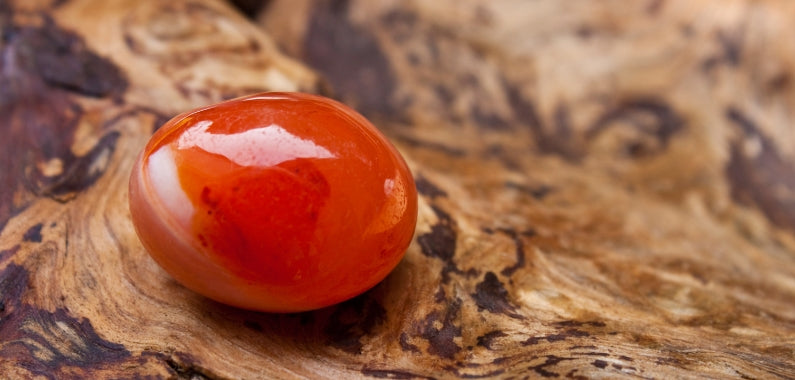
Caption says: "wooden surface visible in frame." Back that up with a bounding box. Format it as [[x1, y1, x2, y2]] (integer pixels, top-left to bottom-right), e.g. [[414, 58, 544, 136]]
[[1, 0, 794, 378]]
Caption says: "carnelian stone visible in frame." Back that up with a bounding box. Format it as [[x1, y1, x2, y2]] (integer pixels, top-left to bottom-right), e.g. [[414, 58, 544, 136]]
[[129, 92, 417, 312]]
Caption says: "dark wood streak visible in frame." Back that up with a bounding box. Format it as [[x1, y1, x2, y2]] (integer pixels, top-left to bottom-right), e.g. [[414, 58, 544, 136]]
[[717, 29, 743, 66], [380, 8, 419, 44], [100, 106, 173, 134], [484, 144, 522, 171], [554, 320, 606, 328], [0, 264, 131, 377], [471, 104, 510, 130], [703, 27, 744, 72], [393, 134, 467, 157], [472, 272, 523, 319], [505, 84, 582, 161], [162, 352, 218, 380], [725, 106, 795, 232], [360, 367, 436, 380], [504, 181, 553, 200], [0, 263, 28, 315], [13, 15, 127, 98], [496, 229, 528, 277], [0, 245, 20, 265], [523, 330, 590, 346], [414, 175, 447, 198], [23, 223, 44, 243], [417, 205, 461, 284], [228, 0, 268, 19], [33, 131, 121, 201], [528, 355, 574, 378], [399, 332, 421, 353], [586, 98, 685, 157], [323, 291, 386, 354], [417, 298, 462, 359], [0, 7, 127, 232], [580, 352, 610, 357], [476, 331, 506, 350], [305, 0, 401, 118]]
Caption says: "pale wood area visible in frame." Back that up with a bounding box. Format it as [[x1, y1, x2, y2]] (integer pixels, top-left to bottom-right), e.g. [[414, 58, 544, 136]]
[[1, 0, 794, 378]]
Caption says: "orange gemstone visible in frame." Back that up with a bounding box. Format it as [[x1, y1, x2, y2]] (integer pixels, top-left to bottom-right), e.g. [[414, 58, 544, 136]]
[[129, 92, 417, 312]]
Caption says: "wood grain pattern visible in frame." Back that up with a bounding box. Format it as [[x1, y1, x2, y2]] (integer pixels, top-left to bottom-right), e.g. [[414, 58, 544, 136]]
[[1, 0, 794, 378]]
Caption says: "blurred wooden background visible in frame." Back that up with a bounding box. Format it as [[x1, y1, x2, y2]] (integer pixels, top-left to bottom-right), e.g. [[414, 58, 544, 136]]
[[0, 0, 793, 378]]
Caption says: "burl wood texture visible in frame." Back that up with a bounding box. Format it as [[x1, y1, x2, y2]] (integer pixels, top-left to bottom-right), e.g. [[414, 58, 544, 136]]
[[1, 0, 794, 378]]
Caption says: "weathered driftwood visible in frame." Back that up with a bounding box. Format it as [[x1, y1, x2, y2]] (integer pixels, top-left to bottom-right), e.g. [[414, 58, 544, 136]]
[[1, 0, 794, 378]]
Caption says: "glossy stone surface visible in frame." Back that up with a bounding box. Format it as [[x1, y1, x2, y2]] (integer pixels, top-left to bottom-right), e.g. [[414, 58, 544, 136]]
[[129, 92, 418, 312]]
